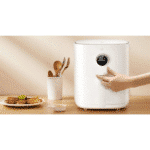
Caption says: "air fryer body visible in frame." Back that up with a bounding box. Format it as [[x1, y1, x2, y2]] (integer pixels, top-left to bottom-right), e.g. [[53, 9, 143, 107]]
[[74, 40, 129, 109]]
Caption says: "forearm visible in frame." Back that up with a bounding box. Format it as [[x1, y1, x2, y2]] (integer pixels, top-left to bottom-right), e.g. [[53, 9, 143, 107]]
[[130, 73, 150, 88]]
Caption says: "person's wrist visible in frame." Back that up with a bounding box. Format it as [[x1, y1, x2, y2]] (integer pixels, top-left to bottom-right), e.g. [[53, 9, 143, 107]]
[[127, 76, 135, 88]]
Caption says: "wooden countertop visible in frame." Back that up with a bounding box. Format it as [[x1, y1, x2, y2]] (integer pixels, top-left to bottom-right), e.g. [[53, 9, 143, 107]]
[[0, 96, 150, 114]]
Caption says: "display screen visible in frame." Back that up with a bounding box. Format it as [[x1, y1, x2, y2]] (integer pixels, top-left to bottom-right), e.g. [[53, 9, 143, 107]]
[[96, 55, 108, 66]]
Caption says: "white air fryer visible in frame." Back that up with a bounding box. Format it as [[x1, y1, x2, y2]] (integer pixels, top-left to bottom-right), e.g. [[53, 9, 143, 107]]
[[74, 39, 129, 109]]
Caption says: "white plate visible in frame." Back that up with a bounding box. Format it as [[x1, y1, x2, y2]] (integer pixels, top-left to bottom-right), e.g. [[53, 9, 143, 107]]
[[0, 97, 45, 107]]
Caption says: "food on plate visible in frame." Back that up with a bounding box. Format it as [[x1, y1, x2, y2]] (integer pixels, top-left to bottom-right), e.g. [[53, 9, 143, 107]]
[[17, 95, 27, 104], [16, 100, 27, 104], [6, 97, 18, 104], [27, 96, 41, 104], [5, 95, 42, 105], [18, 95, 27, 100]]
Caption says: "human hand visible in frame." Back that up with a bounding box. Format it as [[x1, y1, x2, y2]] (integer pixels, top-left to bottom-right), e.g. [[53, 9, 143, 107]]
[[96, 67, 132, 92]]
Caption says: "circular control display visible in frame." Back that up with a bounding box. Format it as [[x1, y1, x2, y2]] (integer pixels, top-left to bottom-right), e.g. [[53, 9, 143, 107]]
[[96, 55, 108, 66]]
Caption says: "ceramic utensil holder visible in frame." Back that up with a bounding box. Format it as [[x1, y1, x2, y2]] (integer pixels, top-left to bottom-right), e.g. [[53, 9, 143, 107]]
[[47, 76, 63, 100]]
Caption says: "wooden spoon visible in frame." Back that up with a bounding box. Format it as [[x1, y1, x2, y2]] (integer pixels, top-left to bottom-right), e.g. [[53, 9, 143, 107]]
[[53, 61, 62, 77], [48, 70, 53, 77], [61, 57, 70, 75], [57, 57, 66, 77]]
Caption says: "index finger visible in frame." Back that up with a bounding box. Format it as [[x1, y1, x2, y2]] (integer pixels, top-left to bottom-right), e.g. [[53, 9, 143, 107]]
[[96, 75, 111, 82]]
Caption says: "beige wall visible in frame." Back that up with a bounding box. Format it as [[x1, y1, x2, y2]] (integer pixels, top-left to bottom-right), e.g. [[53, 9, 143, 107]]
[[0, 36, 150, 96]]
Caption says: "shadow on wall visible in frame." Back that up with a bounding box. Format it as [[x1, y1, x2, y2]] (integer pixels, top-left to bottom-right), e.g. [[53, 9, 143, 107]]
[[0, 36, 74, 96]]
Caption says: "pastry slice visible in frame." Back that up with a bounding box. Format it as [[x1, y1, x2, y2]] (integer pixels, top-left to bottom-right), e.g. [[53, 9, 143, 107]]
[[6, 97, 18, 104], [16, 100, 27, 104], [27, 96, 40, 104]]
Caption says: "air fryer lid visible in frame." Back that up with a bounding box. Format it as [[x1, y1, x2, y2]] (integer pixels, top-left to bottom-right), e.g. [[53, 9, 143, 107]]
[[75, 39, 129, 45]]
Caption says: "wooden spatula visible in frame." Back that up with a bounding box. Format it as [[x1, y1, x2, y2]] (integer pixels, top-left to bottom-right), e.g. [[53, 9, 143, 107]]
[[48, 70, 53, 77], [61, 57, 70, 75], [57, 57, 66, 77]]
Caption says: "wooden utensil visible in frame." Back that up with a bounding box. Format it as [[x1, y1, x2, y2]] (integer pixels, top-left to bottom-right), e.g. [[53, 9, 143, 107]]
[[61, 57, 70, 75], [53, 61, 62, 77], [57, 57, 66, 77], [48, 70, 53, 77]]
